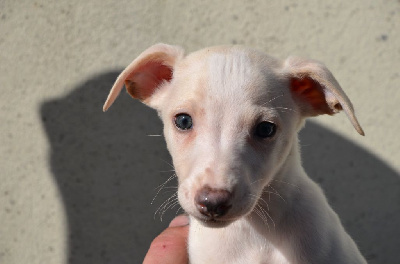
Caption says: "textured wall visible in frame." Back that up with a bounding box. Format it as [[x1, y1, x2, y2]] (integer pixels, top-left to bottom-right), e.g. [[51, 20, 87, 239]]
[[0, 1, 399, 263]]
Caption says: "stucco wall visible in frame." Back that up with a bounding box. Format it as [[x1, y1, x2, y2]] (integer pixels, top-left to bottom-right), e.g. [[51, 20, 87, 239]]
[[1, 1, 399, 263]]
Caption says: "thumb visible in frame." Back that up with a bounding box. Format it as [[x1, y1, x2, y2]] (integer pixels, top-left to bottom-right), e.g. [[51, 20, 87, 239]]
[[143, 215, 189, 264]]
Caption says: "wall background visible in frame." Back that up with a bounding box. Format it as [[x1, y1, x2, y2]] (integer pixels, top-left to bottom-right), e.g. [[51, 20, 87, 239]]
[[1, 1, 399, 263]]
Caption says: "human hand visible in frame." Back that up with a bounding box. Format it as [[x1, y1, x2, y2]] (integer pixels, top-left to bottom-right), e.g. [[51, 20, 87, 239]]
[[143, 215, 189, 264]]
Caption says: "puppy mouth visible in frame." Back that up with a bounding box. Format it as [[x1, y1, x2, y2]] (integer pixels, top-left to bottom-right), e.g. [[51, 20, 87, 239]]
[[196, 217, 234, 228], [187, 193, 255, 228], [192, 211, 245, 228]]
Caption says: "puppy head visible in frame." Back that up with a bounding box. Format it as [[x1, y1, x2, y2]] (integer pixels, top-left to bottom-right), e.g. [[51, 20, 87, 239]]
[[104, 44, 363, 227]]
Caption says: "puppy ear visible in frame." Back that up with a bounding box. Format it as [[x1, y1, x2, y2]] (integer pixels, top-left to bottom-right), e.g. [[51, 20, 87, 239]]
[[103, 43, 184, 111], [284, 57, 364, 136]]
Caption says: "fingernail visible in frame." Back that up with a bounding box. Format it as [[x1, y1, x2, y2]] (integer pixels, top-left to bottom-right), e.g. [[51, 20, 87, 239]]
[[169, 214, 190, 227]]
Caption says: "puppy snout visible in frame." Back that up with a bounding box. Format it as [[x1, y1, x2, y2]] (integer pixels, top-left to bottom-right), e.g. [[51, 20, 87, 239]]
[[195, 186, 232, 218]]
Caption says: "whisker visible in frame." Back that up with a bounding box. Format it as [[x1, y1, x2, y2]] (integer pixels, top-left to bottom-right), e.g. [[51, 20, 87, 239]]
[[250, 178, 264, 186], [170, 201, 181, 211], [154, 174, 176, 191], [264, 186, 287, 203], [160, 159, 175, 169], [159, 169, 177, 173], [248, 194, 275, 231], [258, 205, 275, 229], [154, 192, 178, 221], [274, 106, 298, 113], [254, 206, 270, 231], [262, 93, 284, 106], [155, 190, 178, 196], [271, 179, 299, 189], [263, 191, 286, 202], [175, 207, 184, 215], [256, 196, 270, 212], [147, 134, 163, 137], [160, 200, 180, 221], [257, 205, 270, 231], [151, 173, 177, 204], [154, 195, 173, 218], [155, 192, 177, 212], [253, 208, 264, 222], [159, 186, 178, 190]]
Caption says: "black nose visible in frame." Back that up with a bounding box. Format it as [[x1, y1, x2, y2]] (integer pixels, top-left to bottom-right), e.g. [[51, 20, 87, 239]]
[[195, 186, 232, 218]]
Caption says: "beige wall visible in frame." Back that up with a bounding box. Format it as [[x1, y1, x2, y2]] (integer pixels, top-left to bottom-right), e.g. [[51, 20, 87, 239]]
[[1, 1, 399, 263]]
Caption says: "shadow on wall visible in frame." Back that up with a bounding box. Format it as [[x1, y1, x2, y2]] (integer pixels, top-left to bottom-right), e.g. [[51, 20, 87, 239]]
[[41, 71, 399, 264]]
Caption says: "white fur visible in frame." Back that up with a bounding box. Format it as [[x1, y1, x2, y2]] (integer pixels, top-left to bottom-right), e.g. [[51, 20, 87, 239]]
[[104, 44, 367, 263]]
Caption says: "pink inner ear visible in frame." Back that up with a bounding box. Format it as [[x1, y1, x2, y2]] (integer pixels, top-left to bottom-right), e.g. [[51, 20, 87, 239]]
[[125, 60, 173, 100], [291, 77, 333, 115]]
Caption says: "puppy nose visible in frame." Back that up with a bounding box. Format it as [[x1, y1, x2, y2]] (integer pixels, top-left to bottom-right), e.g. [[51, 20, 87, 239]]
[[195, 186, 232, 218]]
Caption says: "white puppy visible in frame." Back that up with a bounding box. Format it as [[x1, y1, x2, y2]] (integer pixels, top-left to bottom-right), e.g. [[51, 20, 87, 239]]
[[104, 44, 367, 264]]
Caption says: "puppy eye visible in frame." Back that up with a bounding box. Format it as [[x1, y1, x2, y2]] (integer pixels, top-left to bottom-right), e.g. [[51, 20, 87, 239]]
[[174, 113, 193, 130], [255, 121, 276, 138]]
